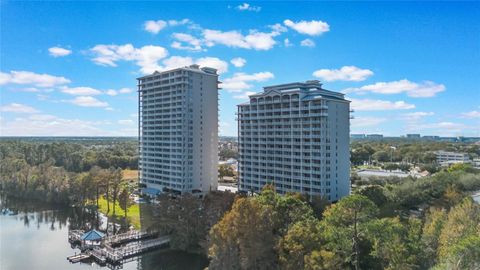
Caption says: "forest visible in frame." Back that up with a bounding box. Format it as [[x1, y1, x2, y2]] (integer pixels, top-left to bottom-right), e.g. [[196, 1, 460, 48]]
[[155, 166, 479, 270], [1, 138, 479, 269], [0, 139, 138, 209]]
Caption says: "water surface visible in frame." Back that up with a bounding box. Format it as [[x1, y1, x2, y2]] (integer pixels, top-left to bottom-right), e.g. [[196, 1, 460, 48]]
[[0, 200, 208, 270]]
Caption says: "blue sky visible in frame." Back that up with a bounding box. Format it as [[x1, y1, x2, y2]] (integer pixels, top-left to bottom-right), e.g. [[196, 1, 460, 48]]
[[1, 1, 479, 137]]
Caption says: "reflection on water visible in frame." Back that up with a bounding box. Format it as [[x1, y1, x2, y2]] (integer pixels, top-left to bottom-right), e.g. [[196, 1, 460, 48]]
[[0, 196, 208, 270]]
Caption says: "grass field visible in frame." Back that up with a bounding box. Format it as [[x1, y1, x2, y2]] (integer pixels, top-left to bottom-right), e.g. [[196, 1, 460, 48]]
[[97, 196, 141, 229]]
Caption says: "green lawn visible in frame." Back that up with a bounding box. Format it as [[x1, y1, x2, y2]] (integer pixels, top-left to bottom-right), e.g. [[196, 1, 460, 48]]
[[96, 196, 141, 229]]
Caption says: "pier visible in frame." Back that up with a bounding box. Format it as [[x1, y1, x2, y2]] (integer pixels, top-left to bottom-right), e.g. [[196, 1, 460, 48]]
[[67, 230, 170, 266]]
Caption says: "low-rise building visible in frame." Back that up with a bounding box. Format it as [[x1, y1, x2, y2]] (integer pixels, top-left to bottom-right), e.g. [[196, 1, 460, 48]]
[[366, 134, 383, 140], [472, 158, 480, 169], [434, 150, 470, 166]]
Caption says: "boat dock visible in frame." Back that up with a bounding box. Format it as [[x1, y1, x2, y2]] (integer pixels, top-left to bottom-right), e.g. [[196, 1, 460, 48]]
[[67, 230, 170, 266]]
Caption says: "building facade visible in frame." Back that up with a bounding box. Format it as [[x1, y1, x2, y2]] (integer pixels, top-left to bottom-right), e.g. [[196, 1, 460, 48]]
[[237, 80, 350, 201], [435, 150, 470, 166], [137, 65, 219, 195]]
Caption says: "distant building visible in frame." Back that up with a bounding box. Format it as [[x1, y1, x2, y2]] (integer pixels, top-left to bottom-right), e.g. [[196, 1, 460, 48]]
[[138, 65, 219, 196], [406, 134, 421, 139], [351, 134, 366, 139], [422, 135, 440, 141], [237, 80, 350, 201], [366, 134, 383, 140], [435, 151, 470, 166], [472, 158, 480, 169]]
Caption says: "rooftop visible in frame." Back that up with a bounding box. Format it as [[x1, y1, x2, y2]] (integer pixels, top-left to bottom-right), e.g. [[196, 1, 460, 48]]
[[80, 229, 105, 241], [137, 65, 218, 80], [238, 80, 348, 104]]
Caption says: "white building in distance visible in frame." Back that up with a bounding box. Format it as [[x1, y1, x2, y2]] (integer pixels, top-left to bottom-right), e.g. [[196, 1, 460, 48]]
[[137, 65, 219, 196], [237, 80, 350, 201], [435, 150, 471, 166]]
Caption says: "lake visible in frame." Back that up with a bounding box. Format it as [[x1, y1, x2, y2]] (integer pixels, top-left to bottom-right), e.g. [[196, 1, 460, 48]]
[[0, 198, 208, 270]]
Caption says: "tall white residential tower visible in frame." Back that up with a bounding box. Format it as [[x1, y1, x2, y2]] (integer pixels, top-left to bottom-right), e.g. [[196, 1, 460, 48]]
[[237, 80, 350, 201], [138, 65, 219, 195]]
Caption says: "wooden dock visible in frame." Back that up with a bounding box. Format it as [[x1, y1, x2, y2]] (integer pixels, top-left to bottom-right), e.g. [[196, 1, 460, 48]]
[[67, 230, 170, 266], [67, 253, 91, 263], [68, 230, 84, 244]]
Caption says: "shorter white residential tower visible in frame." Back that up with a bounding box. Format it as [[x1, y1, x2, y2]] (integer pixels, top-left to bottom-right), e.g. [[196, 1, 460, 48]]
[[237, 80, 350, 201]]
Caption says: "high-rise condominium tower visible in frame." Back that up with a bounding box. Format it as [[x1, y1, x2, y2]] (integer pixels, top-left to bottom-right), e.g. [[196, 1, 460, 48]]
[[138, 65, 219, 195], [237, 80, 350, 201]]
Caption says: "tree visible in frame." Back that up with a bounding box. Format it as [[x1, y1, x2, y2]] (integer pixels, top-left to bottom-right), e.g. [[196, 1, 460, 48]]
[[372, 151, 389, 163], [304, 249, 343, 270], [438, 198, 480, 261], [278, 219, 322, 270], [88, 166, 102, 208], [355, 185, 387, 207], [321, 195, 378, 270], [208, 197, 276, 270], [218, 164, 235, 180], [441, 235, 480, 270], [422, 207, 447, 267], [367, 217, 424, 269], [118, 187, 132, 219], [309, 195, 331, 219], [110, 168, 123, 216]]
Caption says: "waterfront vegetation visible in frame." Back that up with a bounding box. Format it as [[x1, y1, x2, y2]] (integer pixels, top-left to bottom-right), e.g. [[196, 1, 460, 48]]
[[206, 168, 480, 270], [97, 196, 141, 229], [1, 138, 480, 269], [0, 139, 139, 227]]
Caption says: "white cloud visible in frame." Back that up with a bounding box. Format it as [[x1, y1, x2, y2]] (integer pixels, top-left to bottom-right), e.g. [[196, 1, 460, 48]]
[[0, 114, 125, 136], [284, 38, 293, 47], [105, 89, 118, 96], [203, 29, 279, 50], [28, 114, 57, 121], [344, 79, 445, 98], [89, 44, 169, 74], [162, 56, 195, 70], [144, 19, 191, 34], [230, 57, 246, 68], [401, 111, 434, 121], [60, 86, 102, 95], [66, 96, 109, 107], [144, 20, 167, 34], [236, 3, 261, 12], [411, 121, 479, 137], [118, 119, 134, 125], [313, 66, 373, 82], [350, 98, 415, 111], [461, 110, 480, 118], [300, 38, 315, 47], [269, 23, 288, 33], [0, 103, 39, 113], [351, 116, 386, 127], [48, 46, 72, 57], [284, 19, 330, 36], [233, 91, 257, 100], [196, 57, 229, 74], [222, 72, 274, 92], [161, 56, 229, 74], [0, 71, 70, 87], [119, 88, 133, 94], [167, 19, 190, 26], [37, 94, 49, 101], [14, 87, 41, 93], [422, 122, 467, 130], [171, 33, 203, 51]]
